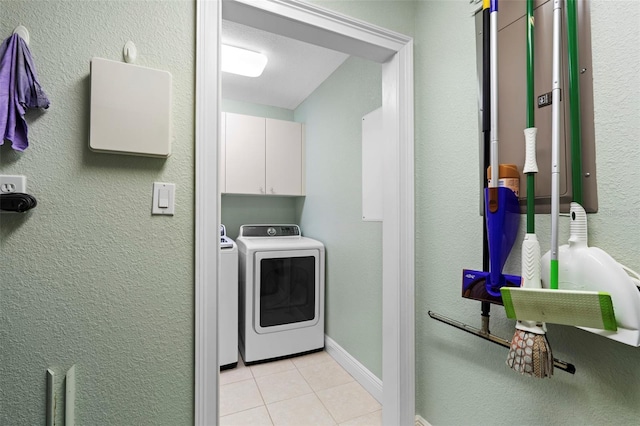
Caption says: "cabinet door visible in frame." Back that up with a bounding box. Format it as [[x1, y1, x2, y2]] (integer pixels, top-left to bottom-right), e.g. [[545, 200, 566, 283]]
[[225, 113, 266, 194], [266, 119, 303, 195], [220, 112, 226, 192]]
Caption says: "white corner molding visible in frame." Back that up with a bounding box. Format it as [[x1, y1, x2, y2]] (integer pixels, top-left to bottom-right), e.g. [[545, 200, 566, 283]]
[[195, 0, 221, 425], [325, 335, 383, 403], [222, 0, 407, 62], [382, 40, 415, 426], [415, 414, 433, 426]]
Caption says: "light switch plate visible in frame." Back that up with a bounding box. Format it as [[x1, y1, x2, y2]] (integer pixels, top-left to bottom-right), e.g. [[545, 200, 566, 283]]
[[152, 182, 175, 215]]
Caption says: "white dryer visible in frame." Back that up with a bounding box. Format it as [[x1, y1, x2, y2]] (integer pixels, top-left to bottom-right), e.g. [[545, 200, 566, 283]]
[[236, 224, 325, 364], [219, 225, 238, 369]]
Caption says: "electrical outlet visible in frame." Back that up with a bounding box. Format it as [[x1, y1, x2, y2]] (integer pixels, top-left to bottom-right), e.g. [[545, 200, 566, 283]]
[[0, 175, 26, 194]]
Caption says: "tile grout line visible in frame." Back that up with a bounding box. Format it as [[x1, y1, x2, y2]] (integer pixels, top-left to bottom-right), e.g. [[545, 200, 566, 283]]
[[293, 358, 381, 425], [315, 382, 381, 425], [218, 381, 264, 421], [294, 357, 341, 425], [221, 351, 381, 425], [249, 370, 271, 422], [256, 362, 315, 425]]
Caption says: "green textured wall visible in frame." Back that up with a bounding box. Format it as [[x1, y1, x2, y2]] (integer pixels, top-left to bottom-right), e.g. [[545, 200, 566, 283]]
[[312, 0, 639, 424], [410, 0, 640, 425], [221, 195, 298, 240], [3, 1, 638, 424], [0, 1, 195, 424], [294, 56, 385, 379]]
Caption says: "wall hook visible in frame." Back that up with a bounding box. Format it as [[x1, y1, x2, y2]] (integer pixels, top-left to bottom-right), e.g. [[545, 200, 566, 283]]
[[123, 40, 137, 64], [13, 25, 30, 45]]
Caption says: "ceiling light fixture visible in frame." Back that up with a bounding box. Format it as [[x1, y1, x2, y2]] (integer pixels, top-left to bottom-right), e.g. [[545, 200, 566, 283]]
[[221, 44, 268, 77]]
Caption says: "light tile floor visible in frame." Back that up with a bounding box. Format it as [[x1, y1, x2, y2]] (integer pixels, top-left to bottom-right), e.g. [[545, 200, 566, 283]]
[[220, 351, 382, 426]]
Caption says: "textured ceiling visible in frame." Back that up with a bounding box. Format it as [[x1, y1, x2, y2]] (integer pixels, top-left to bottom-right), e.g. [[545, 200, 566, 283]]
[[221, 20, 350, 110]]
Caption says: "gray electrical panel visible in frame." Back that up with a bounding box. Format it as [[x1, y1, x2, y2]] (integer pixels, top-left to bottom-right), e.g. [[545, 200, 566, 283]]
[[475, 0, 597, 213]]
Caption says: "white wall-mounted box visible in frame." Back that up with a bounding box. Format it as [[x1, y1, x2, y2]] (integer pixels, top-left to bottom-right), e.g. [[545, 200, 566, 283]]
[[362, 107, 383, 222], [89, 57, 172, 158]]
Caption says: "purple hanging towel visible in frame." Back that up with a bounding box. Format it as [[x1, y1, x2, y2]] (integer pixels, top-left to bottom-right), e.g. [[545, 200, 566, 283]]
[[0, 33, 50, 152]]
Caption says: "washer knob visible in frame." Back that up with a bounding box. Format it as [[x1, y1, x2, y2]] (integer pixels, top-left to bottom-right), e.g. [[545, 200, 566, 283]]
[[267, 227, 277, 236]]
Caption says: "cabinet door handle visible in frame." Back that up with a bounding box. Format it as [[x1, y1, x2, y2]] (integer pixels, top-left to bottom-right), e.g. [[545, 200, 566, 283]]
[[270, 188, 276, 194], [260, 186, 265, 194]]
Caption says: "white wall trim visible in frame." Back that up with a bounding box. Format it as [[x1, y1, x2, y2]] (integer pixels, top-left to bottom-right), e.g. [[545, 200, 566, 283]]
[[196, 1, 415, 424], [381, 41, 416, 426], [399, 41, 416, 426], [415, 414, 433, 426], [222, 0, 406, 62], [324, 335, 383, 404], [194, 0, 220, 424]]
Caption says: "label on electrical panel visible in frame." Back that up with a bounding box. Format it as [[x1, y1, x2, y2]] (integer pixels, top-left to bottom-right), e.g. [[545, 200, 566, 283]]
[[537, 91, 559, 108]]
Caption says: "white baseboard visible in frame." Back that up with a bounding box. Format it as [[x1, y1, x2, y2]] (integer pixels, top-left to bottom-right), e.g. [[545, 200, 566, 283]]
[[324, 335, 383, 403], [415, 414, 432, 426]]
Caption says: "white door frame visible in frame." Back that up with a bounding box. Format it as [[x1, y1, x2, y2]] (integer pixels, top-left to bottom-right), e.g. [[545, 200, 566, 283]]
[[195, 1, 414, 424]]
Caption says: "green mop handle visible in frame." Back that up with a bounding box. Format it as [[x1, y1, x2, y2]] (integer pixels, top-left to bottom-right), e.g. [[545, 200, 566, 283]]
[[566, 0, 583, 206], [525, 0, 536, 235], [522, 0, 540, 291]]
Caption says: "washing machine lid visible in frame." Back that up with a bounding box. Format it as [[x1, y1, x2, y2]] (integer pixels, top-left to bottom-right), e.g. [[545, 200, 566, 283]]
[[239, 224, 300, 238], [236, 225, 323, 251]]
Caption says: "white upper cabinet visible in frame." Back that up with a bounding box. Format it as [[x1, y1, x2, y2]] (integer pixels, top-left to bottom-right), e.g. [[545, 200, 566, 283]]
[[220, 112, 226, 192], [224, 113, 267, 194], [222, 112, 304, 196], [266, 118, 304, 196]]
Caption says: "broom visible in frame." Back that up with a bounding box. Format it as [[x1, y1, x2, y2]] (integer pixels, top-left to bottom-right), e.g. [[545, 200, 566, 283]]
[[506, 0, 553, 377]]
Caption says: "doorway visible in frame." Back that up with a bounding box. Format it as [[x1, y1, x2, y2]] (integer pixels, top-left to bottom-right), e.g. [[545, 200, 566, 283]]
[[195, 1, 415, 424]]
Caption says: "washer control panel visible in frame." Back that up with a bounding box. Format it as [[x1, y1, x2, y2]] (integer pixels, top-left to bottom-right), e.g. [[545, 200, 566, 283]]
[[220, 224, 234, 248], [240, 224, 301, 237]]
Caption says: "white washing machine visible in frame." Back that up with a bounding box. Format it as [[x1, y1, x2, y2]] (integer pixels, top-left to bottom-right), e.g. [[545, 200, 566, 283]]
[[236, 224, 325, 364], [219, 225, 238, 369]]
